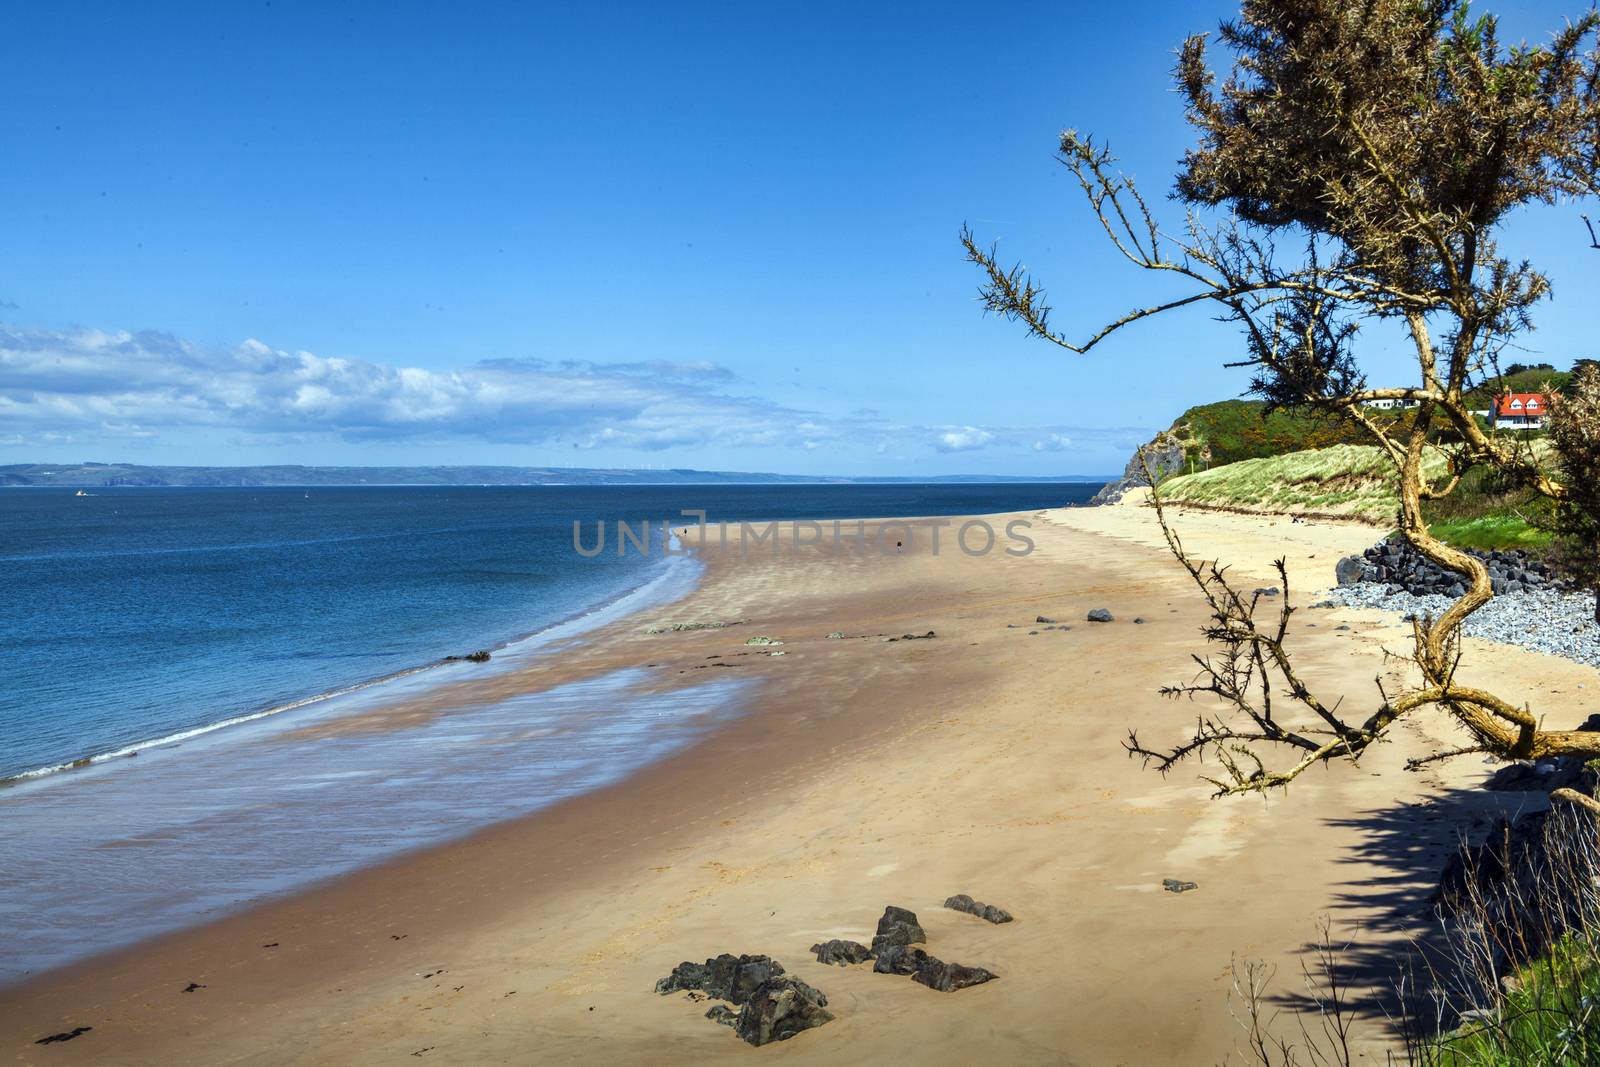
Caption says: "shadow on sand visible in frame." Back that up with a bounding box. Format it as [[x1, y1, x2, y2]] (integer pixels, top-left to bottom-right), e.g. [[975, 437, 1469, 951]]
[[1262, 778, 1551, 1046]]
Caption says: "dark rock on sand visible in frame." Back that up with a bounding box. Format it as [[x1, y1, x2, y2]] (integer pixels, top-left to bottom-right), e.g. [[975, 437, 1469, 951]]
[[733, 976, 834, 1046], [1162, 878, 1199, 894], [944, 893, 1014, 924], [811, 939, 872, 966], [35, 1028, 92, 1045], [873, 945, 998, 991], [1035, 615, 1056, 624], [705, 1004, 738, 1027], [870, 906, 926, 955], [872, 943, 921, 975], [912, 956, 998, 992], [1087, 608, 1114, 623], [654, 954, 785, 1004]]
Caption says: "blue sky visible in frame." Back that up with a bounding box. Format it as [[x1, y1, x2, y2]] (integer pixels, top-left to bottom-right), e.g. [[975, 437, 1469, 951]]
[[1, 1, 1595, 476]]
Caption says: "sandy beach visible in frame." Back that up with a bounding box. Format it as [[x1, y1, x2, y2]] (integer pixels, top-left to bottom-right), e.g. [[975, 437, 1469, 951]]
[[5, 498, 1592, 1066]]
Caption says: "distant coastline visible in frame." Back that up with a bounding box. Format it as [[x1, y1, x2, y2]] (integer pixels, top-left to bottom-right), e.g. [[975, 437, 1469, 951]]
[[0, 462, 1113, 488]]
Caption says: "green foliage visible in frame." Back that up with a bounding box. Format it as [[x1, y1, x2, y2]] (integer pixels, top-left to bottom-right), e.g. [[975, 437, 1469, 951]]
[[1416, 445, 1564, 552], [1169, 399, 1385, 468], [1426, 935, 1600, 1065], [1465, 368, 1575, 408], [1427, 514, 1553, 550]]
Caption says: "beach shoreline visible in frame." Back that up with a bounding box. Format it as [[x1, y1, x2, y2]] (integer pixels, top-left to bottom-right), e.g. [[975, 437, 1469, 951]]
[[5, 500, 1592, 1065]]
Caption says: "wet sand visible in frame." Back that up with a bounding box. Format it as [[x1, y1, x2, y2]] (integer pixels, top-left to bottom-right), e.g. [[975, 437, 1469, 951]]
[[4, 500, 1591, 1065]]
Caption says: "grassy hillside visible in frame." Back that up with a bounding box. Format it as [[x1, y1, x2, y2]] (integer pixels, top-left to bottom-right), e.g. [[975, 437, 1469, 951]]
[[1155, 441, 1559, 551], [1154, 444, 1434, 524], [1167, 399, 1386, 468], [1464, 366, 1575, 407]]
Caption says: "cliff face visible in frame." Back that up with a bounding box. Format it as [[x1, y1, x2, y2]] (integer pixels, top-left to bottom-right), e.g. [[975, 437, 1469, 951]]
[[1090, 428, 1200, 505]]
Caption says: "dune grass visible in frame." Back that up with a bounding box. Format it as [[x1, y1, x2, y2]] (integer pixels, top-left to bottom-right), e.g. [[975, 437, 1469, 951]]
[[1156, 442, 1559, 552], [1155, 443, 1431, 524]]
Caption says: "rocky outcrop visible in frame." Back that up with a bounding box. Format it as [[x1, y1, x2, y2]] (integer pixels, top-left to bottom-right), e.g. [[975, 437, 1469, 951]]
[[734, 976, 834, 1046], [656, 955, 833, 1046], [944, 894, 1014, 924], [911, 956, 998, 993], [1335, 537, 1562, 598], [1090, 428, 1197, 506], [872, 945, 998, 991], [654, 953, 785, 1003], [810, 939, 872, 966]]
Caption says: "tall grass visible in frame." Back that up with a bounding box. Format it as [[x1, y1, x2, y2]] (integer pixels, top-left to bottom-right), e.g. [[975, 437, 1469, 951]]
[[1226, 802, 1600, 1067]]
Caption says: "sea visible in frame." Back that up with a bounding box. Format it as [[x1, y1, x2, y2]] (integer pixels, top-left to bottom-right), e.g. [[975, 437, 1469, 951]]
[[0, 482, 1098, 982]]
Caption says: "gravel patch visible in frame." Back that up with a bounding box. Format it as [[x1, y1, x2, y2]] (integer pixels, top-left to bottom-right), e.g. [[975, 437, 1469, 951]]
[[1316, 585, 1600, 670]]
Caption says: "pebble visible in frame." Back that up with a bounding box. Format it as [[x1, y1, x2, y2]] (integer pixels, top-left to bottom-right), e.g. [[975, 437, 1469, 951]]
[[1319, 585, 1600, 669]]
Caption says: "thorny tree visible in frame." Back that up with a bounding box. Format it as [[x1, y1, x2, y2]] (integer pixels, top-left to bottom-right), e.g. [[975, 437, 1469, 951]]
[[964, 0, 1600, 795], [1548, 365, 1600, 623]]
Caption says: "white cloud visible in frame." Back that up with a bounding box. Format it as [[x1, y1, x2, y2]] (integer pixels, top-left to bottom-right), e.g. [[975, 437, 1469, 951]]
[[0, 322, 1153, 463], [934, 426, 995, 452]]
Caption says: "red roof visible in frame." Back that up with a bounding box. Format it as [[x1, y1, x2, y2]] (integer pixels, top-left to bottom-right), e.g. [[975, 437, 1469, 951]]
[[1495, 393, 1546, 417]]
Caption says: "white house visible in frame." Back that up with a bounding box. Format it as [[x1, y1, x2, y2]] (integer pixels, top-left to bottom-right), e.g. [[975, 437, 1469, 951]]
[[1492, 393, 1547, 430]]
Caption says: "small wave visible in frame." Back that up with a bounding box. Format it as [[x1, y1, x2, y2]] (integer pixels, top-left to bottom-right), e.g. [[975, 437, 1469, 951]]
[[0, 664, 441, 786], [2, 537, 701, 789]]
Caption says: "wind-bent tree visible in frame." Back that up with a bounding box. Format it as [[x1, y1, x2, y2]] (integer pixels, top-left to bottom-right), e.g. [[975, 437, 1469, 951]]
[[965, 0, 1600, 795]]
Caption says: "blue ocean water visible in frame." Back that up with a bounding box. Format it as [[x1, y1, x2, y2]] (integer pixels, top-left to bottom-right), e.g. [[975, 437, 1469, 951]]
[[0, 483, 1097, 780], [0, 481, 1098, 981]]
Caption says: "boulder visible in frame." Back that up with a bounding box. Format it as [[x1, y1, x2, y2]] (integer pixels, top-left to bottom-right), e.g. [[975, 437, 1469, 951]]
[[705, 1005, 738, 1027], [872, 944, 921, 975], [810, 939, 872, 966], [1162, 878, 1198, 894], [1086, 608, 1114, 623], [943, 893, 1014, 924], [911, 957, 999, 993], [869, 906, 926, 955], [654, 954, 785, 1004], [872, 945, 998, 991], [733, 976, 834, 1046]]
